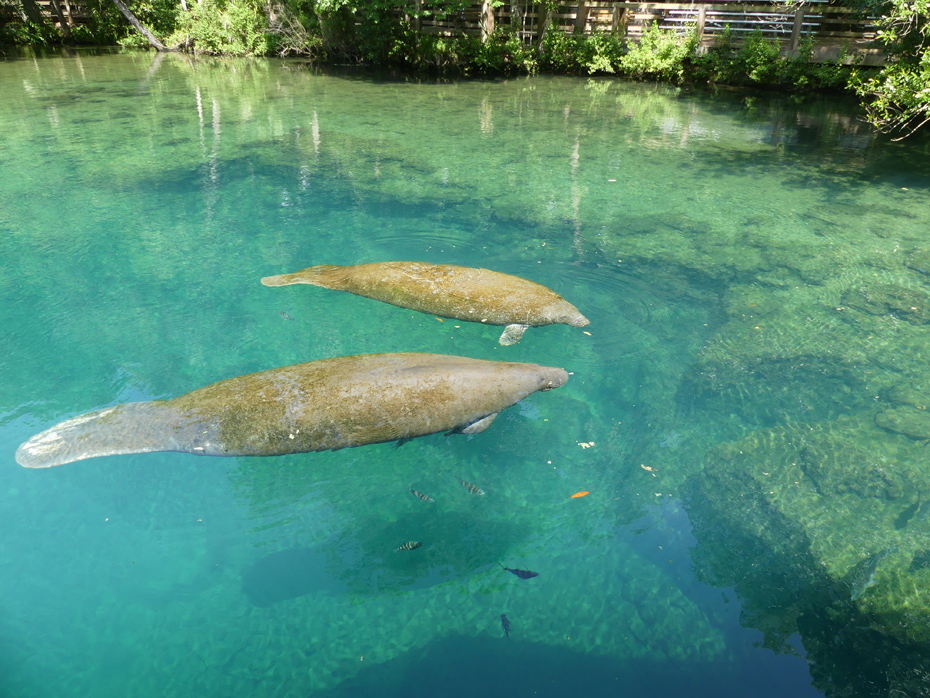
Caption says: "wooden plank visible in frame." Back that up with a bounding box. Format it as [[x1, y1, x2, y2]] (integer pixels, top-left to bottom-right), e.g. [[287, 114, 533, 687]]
[[613, 2, 867, 13]]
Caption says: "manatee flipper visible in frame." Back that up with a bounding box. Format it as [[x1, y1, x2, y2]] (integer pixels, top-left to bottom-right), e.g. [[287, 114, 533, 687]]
[[447, 412, 499, 436], [15, 401, 215, 469], [499, 324, 529, 346]]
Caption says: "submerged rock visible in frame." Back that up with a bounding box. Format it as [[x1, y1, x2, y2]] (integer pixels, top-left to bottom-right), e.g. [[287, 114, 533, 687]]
[[905, 250, 930, 276], [799, 439, 905, 500], [875, 406, 930, 440], [885, 385, 930, 410], [686, 415, 930, 646], [840, 284, 930, 325]]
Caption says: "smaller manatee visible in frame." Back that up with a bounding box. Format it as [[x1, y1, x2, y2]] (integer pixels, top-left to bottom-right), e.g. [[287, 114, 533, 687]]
[[261, 262, 589, 345]]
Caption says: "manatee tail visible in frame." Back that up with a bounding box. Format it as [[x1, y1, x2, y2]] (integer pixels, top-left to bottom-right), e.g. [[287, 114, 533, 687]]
[[261, 265, 342, 288], [16, 401, 186, 468]]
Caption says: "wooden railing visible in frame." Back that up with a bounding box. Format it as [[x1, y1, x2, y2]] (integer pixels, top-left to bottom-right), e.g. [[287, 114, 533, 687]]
[[418, 1, 883, 64], [33, 0, 94, 26], [17, 0, 883, 65]]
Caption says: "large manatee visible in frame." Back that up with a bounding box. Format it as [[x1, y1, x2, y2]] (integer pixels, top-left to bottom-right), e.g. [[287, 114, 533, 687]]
[[261, 262, 589, 345], [16, 353, 568, 469]]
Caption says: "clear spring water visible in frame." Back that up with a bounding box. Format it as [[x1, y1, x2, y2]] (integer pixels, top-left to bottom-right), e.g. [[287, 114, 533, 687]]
[[2, 50, 930, 697]]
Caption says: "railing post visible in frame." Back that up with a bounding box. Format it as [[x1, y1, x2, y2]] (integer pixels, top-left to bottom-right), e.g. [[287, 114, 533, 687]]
[[574, 1, 589, 35], [789, 7, 804, 54], [481, 0, 495, 41], [696, 5, 706, 40], [611, 4, 627, 35]]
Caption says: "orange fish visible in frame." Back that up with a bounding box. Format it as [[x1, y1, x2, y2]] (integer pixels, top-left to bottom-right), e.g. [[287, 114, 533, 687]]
[[570, 491, 590, 499]]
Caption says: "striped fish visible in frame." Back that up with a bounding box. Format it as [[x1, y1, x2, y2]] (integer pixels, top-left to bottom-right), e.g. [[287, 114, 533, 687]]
[[408, 488, 435, 503], [457, 477, 485, 496], [395, 541, 422, 552]]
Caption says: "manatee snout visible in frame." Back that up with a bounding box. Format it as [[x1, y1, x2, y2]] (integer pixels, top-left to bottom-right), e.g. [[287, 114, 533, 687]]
[[567, 314, 590, 328], [544, 299, 589, 328], [538, 367, 569, 391]]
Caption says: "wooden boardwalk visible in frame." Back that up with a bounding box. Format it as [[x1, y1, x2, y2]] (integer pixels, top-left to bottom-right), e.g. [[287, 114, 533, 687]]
[[421, 1, 883, 65], [21, 0, 883, 65]]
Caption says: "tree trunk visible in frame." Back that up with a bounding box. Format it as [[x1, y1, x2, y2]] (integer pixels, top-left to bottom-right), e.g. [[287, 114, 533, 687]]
[[109, 0, 171, 51], [19, 0, 46, 25], [536, 2, 550, 50], [48, 0, 71, 38]]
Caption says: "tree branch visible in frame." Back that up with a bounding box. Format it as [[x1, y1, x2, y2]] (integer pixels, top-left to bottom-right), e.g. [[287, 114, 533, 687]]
[[109, 0, 172, 51]]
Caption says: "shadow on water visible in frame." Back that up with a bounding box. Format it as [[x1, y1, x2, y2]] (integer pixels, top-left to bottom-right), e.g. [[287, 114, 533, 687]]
[[241, 546, 349, 606], [317, 633, 822, 698], [321, 509, 531, 595]]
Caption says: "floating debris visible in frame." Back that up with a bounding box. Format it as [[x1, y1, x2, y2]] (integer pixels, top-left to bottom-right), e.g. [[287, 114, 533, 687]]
[[279, 311, 294, 321], [500, 613, 511, 638], [578, 442, 595, 449], [570, 491, 590, 499], [395, 541, 422, 552], [457, 477, 485, 495], [499, 563, 539, 579], [408, 488, 435, 503]]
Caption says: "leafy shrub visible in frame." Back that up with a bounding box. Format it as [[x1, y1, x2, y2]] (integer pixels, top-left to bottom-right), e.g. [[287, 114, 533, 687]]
[[540, 31, 623, 74], [166, 0, 274, 55], [690, 25, 736, 83], [465, 30, 537, 73], [581, 32, 624, 74], [619, 24, 698, 82], [7, 18, 62, 47], [736, 29, 782, 83], [540, 31, 584, 72], [690, 27, 853, 90]]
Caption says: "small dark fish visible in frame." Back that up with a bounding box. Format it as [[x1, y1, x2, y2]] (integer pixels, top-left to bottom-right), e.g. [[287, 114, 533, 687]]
[[409, 488, 435, 503], [500, 613, 511, 638], [279, 311, 294, 321], [895, 500, 921, 530], [848, 548, 895, 600], [499, 562, 538, 579], [395, 541, 422, 552], [457, 477, 485, 496]]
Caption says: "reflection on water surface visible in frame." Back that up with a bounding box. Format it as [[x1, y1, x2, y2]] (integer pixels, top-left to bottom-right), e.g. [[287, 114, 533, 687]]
[[1, 51, 930, 697]]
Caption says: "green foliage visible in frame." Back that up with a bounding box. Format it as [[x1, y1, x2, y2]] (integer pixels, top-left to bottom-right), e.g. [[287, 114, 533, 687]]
[[736, 29, 781, 83], [582, 32, 624, 74], [690, 25, 736, 84], [6, 18, 62, 47], [619, 24, 698, 82], [540, 30, 624, 74], [690, 28, 853, 91], [460, 29, 537, 73], [851, 0, 930, 136], [852, 48, 930, 137], [166, 0, 274, 55], [540, 32, 585, 72]]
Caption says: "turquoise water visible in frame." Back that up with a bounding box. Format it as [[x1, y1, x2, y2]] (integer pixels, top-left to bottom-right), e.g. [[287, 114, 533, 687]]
[[2, 50, 930, 697]]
